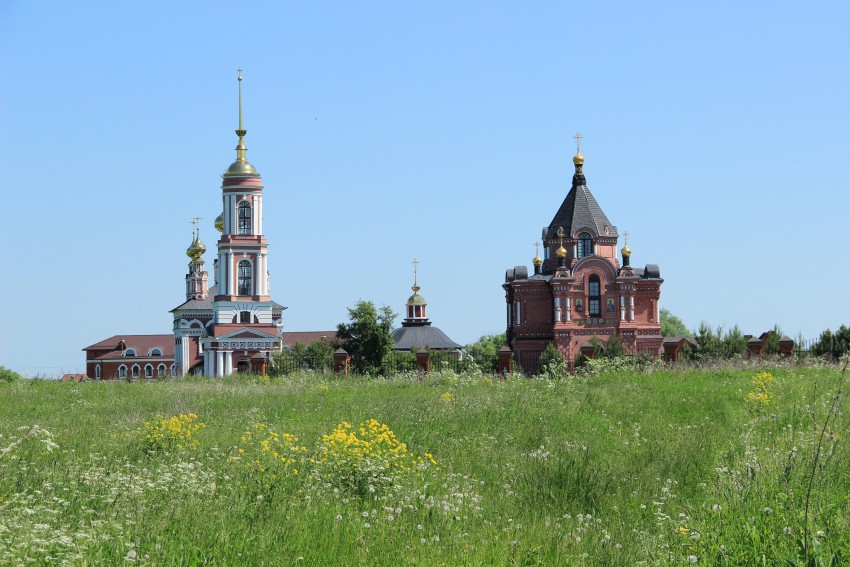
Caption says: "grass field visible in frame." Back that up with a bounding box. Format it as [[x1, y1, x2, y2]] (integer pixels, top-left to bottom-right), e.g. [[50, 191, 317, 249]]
[[1, 364, 847, 565]]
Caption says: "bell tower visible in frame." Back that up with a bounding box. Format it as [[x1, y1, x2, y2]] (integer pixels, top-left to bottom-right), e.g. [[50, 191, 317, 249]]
[[213, 68, 273, 323]]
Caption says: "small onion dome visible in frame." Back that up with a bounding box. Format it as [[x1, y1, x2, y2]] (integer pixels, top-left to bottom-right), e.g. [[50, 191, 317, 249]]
[[214, 212, 224, 233], [556, 244, 567, 258], [621, 245, 631, 258], [533, 254, 543, 267], [186, 236, 206, 260], [573, 151, 584, 165], [407, 291, 427, 306]]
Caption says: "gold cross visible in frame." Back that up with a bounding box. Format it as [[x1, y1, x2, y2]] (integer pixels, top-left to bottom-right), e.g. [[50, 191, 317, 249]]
[[191, 215, 202, 238], [623, 230, 630, 246], [412, 258, 419, 283], [573, 132, 583, 153], [534, 241, 540, 256]]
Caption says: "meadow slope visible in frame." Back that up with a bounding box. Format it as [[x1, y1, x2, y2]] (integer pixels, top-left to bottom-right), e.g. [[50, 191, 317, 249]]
[[0, 366, 847, 565]]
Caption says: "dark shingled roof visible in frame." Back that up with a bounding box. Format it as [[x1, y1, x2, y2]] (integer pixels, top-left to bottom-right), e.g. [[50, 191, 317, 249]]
[[545, 166, 617, 240], [392, 326, 461, 351]]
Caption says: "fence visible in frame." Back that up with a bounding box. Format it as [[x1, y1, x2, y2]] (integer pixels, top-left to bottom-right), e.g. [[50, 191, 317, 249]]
[[269, 347, 470, 376]]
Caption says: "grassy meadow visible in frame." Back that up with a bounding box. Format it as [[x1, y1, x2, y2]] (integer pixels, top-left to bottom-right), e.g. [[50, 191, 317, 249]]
[[1, 364, 847, 565]]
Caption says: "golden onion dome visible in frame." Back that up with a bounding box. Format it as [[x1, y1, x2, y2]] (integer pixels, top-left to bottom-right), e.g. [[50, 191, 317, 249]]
[[621, 245, 631, 258], [533, 254, 543, 267], [214, 212, 224, 233], [407, 292, 427, 306], [573, 151, 584, 165], [186, 236, 206, 260], [556, 245, 567, 258]]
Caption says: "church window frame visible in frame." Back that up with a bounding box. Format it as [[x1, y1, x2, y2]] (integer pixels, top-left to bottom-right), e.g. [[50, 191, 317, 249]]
[[238, 260, 253, 296], [237, 201, 252, 235], [157, 364, 167, 377], [148, 347, 162, 357], [588, 274, 602, 317], [95, 364, 101, 379], [124, 348, 137, 357], [118, 365, 127, 378], [131, 364, 140, 378], [144, 364, 154, 379], [240, 310, 251, 324], [577, 232, 593, 259], [170, 364, 175, 377]]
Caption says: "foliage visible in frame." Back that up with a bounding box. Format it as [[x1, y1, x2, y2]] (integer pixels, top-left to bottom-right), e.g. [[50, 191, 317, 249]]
[[810, 325, 850, 361], [695, 322, 748, 359], [0, 365, 21, 383], [271, 339, 334, 376], [538, 342, 567, 377], [142, 413, 205, 452], [660, 308, 690, 337], [233, 423, 306, 493], [464, 333, 506, 373], [336, 300, 397, 374]]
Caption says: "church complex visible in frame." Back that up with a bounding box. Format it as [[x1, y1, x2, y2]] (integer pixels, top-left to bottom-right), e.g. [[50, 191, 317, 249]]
[[83, 76, 667, 379]]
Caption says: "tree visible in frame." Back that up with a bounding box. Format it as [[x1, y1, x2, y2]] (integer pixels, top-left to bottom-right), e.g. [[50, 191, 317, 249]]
[[811, 325, 850, 361], [336, 300, 397, 374], [464, 333, 506, 373], [538, 342, 566, 375], [0, 366, 21, 383], [660, 308, 690, 337]]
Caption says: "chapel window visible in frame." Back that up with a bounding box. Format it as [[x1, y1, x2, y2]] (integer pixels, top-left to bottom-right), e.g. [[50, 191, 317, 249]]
[[124, 348, 137, 357], [588, 274, 601, 317], [144, 364, 153, 379], [238, 260, 252, 295], [240, 311, 251, 324], [238, 201, 252, 235], [157, 364, 167, 377], [577, 232, 593, 259], [118, 365, 127, 378], [95, 365, 101, 379], [131, 365, 140, 378]]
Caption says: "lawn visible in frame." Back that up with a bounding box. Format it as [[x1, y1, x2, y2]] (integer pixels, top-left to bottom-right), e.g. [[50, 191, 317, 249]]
[[0, 364, 847, 565]]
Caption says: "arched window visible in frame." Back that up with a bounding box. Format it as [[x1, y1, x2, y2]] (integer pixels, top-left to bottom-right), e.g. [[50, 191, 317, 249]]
[[577, 232, 593, 259], [149, 348, 162, 357], [118, 365, 127, 378], [144, 364, 153, 378], [170, 364, 175, 378], [124, 348, 137, 357], [240, 311, 251, 324], [238, 201, 252, 235], [131, 364, 140, 378], [95, 365, 101, 379], [157, 364, 167, 377], [238, 260, 252, 295], [588, 275, 601, 317]]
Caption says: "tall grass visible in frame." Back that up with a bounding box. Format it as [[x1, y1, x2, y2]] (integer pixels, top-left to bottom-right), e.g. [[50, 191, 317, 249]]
[[0, 365, 847, 565]]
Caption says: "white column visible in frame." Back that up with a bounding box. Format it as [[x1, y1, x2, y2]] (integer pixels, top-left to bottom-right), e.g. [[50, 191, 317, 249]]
[[216, 351, 224, 377], [566, 297, 571, 322], [629, 296, 635, 321], [225, 351, 233, 375], [181, 337, 190, 377], [572, 244, 577, 258], [620, 296, 626, 321]]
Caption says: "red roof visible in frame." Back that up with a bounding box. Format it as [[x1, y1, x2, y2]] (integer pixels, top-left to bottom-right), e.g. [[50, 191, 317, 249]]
[[83, 334, 174, 360], [281, 331, 337, 347]]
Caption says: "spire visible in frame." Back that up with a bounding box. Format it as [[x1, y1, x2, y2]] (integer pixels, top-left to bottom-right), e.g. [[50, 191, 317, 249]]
[[405, 258, 428, 324], [224, 68, 259, 177], [621, 230, 631, 267], [412, 258, 420, 293], [533, 241, 542, 274]]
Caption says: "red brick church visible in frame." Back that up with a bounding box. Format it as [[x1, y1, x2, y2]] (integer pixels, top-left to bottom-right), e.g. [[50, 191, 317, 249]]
[[503, 137, 663, 373]]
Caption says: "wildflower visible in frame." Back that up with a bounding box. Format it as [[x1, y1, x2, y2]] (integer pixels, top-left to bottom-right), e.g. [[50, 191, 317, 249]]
[[712, 504, 721, 512], [783, 526, 792, 535], [335, 514, 343, 521], [764, 507, 773, 515], [364, 522, 371, 529], [816, 530, 825, 537], [688, 556, 698, 564]]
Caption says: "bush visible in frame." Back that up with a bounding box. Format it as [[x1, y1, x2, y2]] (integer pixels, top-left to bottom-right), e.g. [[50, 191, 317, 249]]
[[0, 366, 21, 383]]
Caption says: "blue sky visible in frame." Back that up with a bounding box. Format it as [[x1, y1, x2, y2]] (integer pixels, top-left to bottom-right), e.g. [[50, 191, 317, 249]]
[[1, 1, 848, 375]]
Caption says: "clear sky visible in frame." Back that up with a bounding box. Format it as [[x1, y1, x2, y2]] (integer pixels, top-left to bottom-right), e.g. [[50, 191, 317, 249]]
[[1, 1, 848, 376]]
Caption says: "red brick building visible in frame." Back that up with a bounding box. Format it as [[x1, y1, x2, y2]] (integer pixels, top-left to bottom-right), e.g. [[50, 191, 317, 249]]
[[503, 142, 663, 373]]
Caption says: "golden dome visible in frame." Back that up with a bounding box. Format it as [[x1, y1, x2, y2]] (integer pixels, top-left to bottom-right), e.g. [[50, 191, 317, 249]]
[[186, 236, 206, 260], [214, 212, 224, 233], [621, 245, 631, 258], [533, 254, 542, 267], [407, 291, 427, 306], [573, 151, 584, 165], [556, 245, 567, 258]]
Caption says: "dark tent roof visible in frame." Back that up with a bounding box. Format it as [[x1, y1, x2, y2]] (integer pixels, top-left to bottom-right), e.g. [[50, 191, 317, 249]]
[[392, 325, 461, 351], [545, 166, 617, 240]]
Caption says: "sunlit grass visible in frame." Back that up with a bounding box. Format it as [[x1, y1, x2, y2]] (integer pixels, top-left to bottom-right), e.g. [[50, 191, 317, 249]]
[[0, 366, 847, 564]]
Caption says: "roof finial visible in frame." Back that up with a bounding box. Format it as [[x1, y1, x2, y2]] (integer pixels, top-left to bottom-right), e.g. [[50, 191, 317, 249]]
[[234, 67, 248, 163], [621, 230, 631, 260], [412, 258, 420, 292], [572, 132, 585, 165], [533, 241, 542, 269]]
